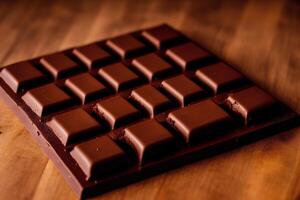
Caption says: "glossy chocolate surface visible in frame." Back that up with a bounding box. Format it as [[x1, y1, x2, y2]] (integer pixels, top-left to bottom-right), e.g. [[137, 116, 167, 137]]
[[168, 100, 233, 143], [124, 119, 176, 164], [161, 74, 205, 106], [22, 83, 73, 117], [98, 63, 140, 92], [142, 24, 183, 49], [0, 61, 45, 92], [65, 73, 108, 104], [106, 34, 146, 59], [70, 135, 128, 180], [166, 42, 212, 70], [132, 53, 174, 81], [94, 95, 140, 129], [130, 85, 171, 117], [225, 86, 277, 124], [72, 44, 112, 69], [47, 108, 102, 146], [196, 63, 246, 94], [40, 52, 80, 79]]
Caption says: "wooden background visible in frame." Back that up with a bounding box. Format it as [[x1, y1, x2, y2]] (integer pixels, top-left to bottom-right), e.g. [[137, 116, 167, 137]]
[[0, 0, 299, 199]]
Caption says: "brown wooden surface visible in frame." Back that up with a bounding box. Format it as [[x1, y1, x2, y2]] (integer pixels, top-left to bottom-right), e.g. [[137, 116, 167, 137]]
[[0, 1, 299, 199]]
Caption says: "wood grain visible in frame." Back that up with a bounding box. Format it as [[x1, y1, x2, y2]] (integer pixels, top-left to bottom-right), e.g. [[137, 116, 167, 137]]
[[0, 1, 299, 199]]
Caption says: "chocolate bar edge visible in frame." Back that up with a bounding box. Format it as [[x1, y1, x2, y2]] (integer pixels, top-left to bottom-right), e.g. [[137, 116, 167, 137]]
[[0, 80, 85, 195]]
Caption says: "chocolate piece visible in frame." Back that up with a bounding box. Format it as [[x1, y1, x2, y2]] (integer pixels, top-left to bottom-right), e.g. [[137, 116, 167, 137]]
[[0, 24, 298, 199], [225, 86, 277, 124], [106, 35, 146, 59], [166, 42, 211, 70], [72, 44, 112, 69], [161, 75, 205, 106], [40, 52, 80, 79], [168, 100, 233, 143], [195, 63, 245, 94], [98, 63, 140, 92], [65, 73, 108, 104], [141, 24, 182, 49], [132, 53, 174, 81], [130, 85, 171, 117], [124, 119, 175, 164], [94, 96, 140, 129], [0, 62, 45, 93], [47, 108, 102, 146], [70, 135, 128, 180], [22, 84, 73, 117]]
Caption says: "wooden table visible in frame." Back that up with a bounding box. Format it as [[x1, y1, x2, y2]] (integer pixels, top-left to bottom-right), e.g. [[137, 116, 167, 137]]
[[0, 1, 299, 199]]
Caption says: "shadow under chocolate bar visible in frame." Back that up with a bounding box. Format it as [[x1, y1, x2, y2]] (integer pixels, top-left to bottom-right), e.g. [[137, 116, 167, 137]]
[[0, 24, 299, 199]]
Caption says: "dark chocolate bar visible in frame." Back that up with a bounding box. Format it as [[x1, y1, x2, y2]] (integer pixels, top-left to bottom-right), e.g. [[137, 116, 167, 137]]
[[0, 24, 299, 199]]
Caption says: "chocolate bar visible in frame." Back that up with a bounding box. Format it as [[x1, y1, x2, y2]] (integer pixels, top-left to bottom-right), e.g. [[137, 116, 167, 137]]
[[0, 24, 299, 198]]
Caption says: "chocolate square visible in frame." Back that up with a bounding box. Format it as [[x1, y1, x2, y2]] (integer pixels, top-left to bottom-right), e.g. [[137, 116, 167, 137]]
[[72, 44, 112, 69], [0, 61, 45, 92], [22, 83, 73, 117], [168, 100, 233, 143], [225, 86, 277, 124], [40, 52, 80, 79], [196, 63, 245, 94], [166, 42, 211, 70], [70, 135, 128, 180], [130, 85, 172, 117], [94, 96, 140, 129], [142, 24, 182, 49], [161, 74, 205, 106], [65, 73, 108, 104], [106, 35, 146, 59], [124, 119, 176, 164], [98, 63, 140, 92], [132, 53, 174, 81], [47, 108, 102, 146]]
